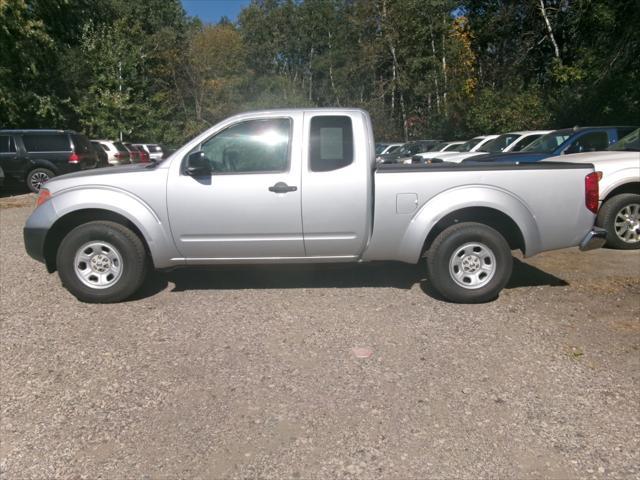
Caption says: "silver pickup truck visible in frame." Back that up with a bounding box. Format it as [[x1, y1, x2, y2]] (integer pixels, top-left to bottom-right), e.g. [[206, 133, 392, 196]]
[[24, 108, 605, 304]]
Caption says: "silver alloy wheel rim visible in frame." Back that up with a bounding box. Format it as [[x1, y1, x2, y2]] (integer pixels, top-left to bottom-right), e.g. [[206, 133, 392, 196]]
[[73, 241, 123, 289], [449, 242, 497, 289], [30, 171, 50, 191], [614, 203, 640, 244]]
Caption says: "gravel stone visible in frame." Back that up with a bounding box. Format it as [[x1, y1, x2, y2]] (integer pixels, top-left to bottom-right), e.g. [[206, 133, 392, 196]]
[[1, 203, 639, 479]]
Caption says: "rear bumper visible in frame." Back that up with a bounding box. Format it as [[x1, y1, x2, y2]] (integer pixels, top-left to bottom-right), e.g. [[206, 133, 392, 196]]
[[579, 227, 607, 252]]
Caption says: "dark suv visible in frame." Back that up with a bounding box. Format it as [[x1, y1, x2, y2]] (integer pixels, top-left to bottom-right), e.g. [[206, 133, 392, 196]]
[[0, 129, 98, 192]]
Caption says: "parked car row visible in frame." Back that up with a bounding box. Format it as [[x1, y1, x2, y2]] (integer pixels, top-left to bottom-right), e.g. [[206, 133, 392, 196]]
[[377, 126, 635, 166], [91, 140, 162, 166], [0, 129, 164, 192], [377, 125, 639, 250]]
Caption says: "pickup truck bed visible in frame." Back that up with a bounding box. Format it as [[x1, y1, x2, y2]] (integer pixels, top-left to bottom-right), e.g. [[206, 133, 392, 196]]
[[366, 162, 596, 262]]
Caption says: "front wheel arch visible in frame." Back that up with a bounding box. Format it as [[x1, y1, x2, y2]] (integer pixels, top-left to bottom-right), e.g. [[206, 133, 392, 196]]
[[44, 209, 153, 272]]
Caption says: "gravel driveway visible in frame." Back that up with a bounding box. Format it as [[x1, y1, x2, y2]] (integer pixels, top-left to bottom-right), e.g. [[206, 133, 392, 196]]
[[1, 200, 639, 479]]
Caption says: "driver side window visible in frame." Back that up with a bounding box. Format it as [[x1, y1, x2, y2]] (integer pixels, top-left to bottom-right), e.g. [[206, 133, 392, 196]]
[[566, 131, 609, 154], [200, 118, 291, 173]]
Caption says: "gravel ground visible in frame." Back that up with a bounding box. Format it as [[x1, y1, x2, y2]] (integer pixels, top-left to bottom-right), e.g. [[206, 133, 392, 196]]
[[1, 200, 639, 479]]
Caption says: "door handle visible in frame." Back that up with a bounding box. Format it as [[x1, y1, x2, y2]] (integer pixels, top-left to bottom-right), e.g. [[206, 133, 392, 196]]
[[269, 182, 297, 193]]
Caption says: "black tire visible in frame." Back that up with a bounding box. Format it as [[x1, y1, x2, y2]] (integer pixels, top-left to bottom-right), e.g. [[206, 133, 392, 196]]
[[596, 193, 640, 250], [426, 222, 513, 303], [26, 168, 55, 193], [56, 221, 148, 303]]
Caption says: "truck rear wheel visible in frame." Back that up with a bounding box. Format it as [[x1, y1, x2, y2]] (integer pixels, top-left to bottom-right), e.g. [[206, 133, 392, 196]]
[[596, 193, 640, 249], [426, 222, 513, 303], [56, 221, 148, 303]]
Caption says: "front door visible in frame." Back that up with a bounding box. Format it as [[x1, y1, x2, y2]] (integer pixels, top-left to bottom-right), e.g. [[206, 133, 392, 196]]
[[166, 114, 304, 261]]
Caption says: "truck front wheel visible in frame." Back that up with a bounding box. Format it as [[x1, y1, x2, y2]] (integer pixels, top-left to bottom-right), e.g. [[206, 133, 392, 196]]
[[56, 221, 148, 303], [596, 193, 640, 249], [426, 222, 513, 303]]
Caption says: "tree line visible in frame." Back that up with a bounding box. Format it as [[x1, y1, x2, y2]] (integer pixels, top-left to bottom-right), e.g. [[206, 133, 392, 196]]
[[1, 0, 638, 145]]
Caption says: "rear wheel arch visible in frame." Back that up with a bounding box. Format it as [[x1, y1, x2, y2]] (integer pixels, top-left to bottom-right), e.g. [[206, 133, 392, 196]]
[[43, 209, 153, 272], [396, 186, 541, 264], [25, 159, 59, 176], [422, 206, 526, 256]]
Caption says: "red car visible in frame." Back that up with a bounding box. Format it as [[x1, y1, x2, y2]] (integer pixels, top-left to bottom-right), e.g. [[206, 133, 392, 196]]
[[123, 142, 150, 163]]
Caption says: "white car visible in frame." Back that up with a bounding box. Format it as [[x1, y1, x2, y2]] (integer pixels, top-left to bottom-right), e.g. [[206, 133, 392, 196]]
[[414, 135, 499, 163], [375, 142, 403, 156], [421, 131, 552, 164], [93, 140, 131, 165], [480, 130, 552, 154], [544, 128, 639, 249]]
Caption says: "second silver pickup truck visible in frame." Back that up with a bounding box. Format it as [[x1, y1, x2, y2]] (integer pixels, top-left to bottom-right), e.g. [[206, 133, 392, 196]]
[[24, 108, 605, 303]]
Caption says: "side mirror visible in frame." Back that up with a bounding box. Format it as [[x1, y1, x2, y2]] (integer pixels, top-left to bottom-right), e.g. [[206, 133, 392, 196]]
[[185, 151, 211, 176]]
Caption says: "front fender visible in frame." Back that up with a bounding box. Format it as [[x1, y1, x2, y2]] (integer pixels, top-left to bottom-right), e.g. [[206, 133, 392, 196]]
[[44, 186, 179, 268], [600, 169, 640, 200], [397, 185, 542, 263]]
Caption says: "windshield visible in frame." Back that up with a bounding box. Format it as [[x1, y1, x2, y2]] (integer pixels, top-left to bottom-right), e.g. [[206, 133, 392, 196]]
[[449, 143, 467, 152], [480, 134, 519, 153], [522, 130, 571, 153], [397, 142, 419, 155], [458, 138, 483, 152], [386, 144, 401, 154], [442, 143, 462, 151], [375, 144, 388, 154], [607, 128, 640, 151], [113, 141, 129, 153]]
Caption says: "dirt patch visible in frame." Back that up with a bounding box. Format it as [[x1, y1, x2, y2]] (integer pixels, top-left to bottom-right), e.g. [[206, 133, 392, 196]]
[[0, 193, 36, 209]]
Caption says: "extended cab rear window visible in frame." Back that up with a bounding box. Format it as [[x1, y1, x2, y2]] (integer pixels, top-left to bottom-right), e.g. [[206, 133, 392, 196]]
[[22, 133, 70, 152], [309, 116, 353, 172]]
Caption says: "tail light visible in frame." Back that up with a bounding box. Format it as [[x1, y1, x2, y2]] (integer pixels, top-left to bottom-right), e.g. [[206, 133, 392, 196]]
[[585, 171, 601, 214], [36, 188, 51, 207], [68, 152, 80, 164]]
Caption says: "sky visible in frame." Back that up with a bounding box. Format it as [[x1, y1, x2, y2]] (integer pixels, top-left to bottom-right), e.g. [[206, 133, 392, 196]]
[[181, 0, 252, 24]]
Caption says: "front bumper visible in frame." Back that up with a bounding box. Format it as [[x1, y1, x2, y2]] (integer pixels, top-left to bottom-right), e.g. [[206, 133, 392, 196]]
[[24, 226, 47, 263], [23, 199, 57, 266], [579, 227, 607, 252]]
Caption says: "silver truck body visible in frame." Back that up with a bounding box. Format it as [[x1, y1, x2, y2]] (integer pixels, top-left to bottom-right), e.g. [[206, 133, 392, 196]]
[[24, 109, 601, 299]]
